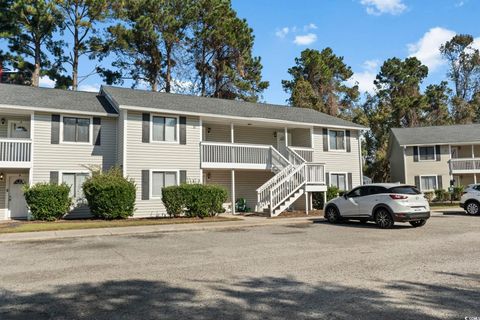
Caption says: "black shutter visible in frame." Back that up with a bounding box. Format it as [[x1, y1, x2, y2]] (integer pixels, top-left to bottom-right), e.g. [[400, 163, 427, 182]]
[[180, 170, 187, 184], [325, 172, 329, 186], [51, 114, 60, 144], [346, 130, 351, 152], [142, 113, 150, 143], [437, 175, 443, 190], [141, 170, 149, 200], [323, 128, 328, 151], [435, 145, 441, 161], [50, 171, 59, 184], [179, 116, 187, 145], [414, 176, 420, 189], [348, 173, 353, 190], [413, 146, 419, 162], [93, 117, 101, 146]]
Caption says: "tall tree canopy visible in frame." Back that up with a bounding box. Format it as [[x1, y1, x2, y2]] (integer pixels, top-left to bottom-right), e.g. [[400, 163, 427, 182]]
[[282, 48, 359, 117], [55, 0, 110, 90], [423, 81, 452, 126], [2, 0, 64, 87]]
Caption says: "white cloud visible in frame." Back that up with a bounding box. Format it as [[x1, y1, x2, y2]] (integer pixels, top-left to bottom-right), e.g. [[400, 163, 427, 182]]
[[348, 60, 379, 94], [39, 76, 55, 88], [275, 27, 289, 39], [407, 27, 456, 72], [293, 33, 317, 46], [78, 83, 100, 92], [360, 0, 407, 15], [304, 23, 318, 31]]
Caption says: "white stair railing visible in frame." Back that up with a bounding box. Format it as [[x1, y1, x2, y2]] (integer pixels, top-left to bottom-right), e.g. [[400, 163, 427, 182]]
[[269, 163, 307, 216]]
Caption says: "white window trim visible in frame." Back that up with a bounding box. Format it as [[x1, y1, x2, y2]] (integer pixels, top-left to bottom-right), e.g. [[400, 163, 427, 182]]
[[329, 172, 348, 191], [59, 171, 91, 199], [417, 146, 436, 162], [150, 114, 180, 144], [149, 169, 180, 199], [327, 129, 346, 152], [419, 174, 438, 192], [59, 115, 93, 145], [7, 120, 31, 139]]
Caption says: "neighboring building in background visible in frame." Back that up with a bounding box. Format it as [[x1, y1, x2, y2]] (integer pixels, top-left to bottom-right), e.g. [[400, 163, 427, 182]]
[[0, 83, 366, 219], [388, 124, 480, 192]]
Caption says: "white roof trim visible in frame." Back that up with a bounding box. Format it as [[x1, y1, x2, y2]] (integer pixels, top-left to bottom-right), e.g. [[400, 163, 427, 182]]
[[0, 104, 118, 117], [400, 142, 480, 147], [120, 104, 366, 130]]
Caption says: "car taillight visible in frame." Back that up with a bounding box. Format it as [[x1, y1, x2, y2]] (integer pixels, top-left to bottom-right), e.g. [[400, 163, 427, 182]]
[[389, 194, 408, 200]]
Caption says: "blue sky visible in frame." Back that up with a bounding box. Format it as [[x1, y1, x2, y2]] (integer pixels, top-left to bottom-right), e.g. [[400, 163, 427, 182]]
[[5, 0, 480, 106]]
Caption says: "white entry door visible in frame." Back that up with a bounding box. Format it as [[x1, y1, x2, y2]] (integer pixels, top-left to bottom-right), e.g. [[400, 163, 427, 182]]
[[8, 121, 30, 139], [8, 175, 29, 219], [276, 131, 292, 156]]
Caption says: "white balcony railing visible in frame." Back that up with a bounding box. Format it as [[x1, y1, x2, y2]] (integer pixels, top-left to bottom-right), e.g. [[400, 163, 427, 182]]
[[0, 139, 32, 165], [449, 158, 480, 173], [290, 147, 314, 162], [201, 142, 289, 170], [306, 163, 326, 183]]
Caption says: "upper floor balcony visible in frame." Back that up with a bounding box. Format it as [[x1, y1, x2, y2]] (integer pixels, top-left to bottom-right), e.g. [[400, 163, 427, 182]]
[[0, 111, 32, 167], [448, 144, 480, 174]]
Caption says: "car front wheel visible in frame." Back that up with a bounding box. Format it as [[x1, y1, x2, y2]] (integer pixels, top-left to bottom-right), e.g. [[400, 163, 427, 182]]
[[325, 206, 340, 224], [465, 201, 480, 215], [375, 208, 394, 229], [409, 220, 427, 227]]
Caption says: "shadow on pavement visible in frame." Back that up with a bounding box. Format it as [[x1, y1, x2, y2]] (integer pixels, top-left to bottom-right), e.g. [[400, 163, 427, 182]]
[[1, 274, 478, 319]]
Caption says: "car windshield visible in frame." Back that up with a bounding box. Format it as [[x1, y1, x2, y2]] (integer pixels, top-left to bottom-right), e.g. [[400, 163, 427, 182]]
[[388, 186, 421, 195]]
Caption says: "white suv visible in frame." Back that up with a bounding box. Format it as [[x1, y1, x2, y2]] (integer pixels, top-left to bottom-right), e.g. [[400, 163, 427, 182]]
[[460, 184, 480, 215], [324, 183, 430, 229]]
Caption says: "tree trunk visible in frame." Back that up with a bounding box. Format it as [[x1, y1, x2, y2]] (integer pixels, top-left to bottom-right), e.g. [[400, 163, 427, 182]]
[[72, 30, 79, 90], [200, 45, 206, 96], [32, 41, 41, 87], [165, 44, 172, 93], [151, 80, 158, 91]]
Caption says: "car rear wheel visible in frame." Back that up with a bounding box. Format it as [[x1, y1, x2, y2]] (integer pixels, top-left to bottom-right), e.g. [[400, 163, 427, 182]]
[[375, 208, 394, 229], [465, 200, 480, 215], [409, 219, 427, 227], [325, 206, 340, 224]]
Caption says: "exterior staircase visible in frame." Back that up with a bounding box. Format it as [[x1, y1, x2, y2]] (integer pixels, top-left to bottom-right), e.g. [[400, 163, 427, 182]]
[[256, 147, 325, 217]]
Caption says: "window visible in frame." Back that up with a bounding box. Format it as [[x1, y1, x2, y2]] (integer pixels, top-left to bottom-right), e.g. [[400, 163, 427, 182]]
[[389, 186, 421, 195], [330, 173, 347, 191], [420, 176, 437, 191], [62, 173, 89, 199], [328, 130, 345, 150], [152, 116, 177, 142], [151, 171, 178, 198], [366, 186, 388, 195], [347, 187, 363, 198], [63, 117, 90, 143], [419, 146, 435, 161]]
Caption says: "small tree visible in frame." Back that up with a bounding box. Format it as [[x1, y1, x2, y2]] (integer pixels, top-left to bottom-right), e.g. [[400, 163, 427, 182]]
[[82, 167, 136, 219], [23, 183, 72, 221]]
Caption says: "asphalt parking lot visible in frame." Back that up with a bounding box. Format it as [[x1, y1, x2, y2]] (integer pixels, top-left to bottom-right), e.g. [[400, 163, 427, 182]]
[[0, 213, 479, 320]]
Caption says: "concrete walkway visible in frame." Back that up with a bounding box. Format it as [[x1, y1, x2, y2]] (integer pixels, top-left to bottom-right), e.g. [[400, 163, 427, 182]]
[[0, 215, 319, 243]]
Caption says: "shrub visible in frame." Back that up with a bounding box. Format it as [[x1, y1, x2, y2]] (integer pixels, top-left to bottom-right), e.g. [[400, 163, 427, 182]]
[[23, 183, 72, 221], [423, 191, 434, 203], [434, 189, 448, 202], [451, 186, 464, 201], [327, 186, 341, 201], [82, 167, 136, 219], [162, 184, 227, 218]]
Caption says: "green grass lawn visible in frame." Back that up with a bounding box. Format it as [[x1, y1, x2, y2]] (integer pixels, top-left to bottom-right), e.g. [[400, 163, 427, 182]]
[[0, 216, 240, 234]]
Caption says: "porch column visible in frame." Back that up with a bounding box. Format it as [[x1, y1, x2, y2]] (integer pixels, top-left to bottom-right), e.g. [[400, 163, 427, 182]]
[[284, 127, 288, 149], [323, 191, 327, 210], [231, 169, 236, 215], [305, 191, 309, 215], [230, 123, 234, 143]]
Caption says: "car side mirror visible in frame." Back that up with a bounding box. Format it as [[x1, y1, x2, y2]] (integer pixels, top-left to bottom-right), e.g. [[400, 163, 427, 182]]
[[343, 194, 348, 199]]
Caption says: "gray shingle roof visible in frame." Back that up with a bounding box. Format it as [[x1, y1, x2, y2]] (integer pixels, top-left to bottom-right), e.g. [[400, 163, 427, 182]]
[[391, 124, 480, 145], [0, 84, 118, 115], [102, 86, 365, 129]]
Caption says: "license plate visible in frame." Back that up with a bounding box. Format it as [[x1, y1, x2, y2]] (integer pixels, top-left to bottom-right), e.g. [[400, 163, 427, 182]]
[[413, 207, 424, 212]]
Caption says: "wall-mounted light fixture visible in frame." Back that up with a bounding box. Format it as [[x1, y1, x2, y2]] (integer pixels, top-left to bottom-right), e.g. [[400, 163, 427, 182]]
[[207, 172, 211, 180], [0, 118, 5, 126], [273, 132, 277, 138], [0, 172, 4, 182], [207, 127, 211, 134]]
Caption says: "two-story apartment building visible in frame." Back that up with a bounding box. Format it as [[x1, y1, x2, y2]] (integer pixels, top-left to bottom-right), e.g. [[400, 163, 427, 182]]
[[0, 83, 366, 219], [389, 124, 480, 192]]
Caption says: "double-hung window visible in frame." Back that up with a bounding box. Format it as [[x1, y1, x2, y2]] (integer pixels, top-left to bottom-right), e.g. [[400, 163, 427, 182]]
[[151, 171, 178, 198], [420, 176, 437, 191], [152, 116, 177, 142], [328, 130, 345, 151], [419, 146, 435, 161], [330, 173, 347, 191], [63, 117, 90, 143], [62, 173, 89, 200]]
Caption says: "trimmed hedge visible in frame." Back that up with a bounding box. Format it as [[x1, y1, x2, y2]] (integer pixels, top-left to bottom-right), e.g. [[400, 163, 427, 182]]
[[162, 184, 227, 218], [83, 168, 136, 219], [434, 189, 448, 202], [23, 183, 72, 221]]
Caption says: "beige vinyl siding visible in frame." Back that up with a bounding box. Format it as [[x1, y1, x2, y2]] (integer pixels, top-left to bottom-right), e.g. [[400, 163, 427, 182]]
[[312, 127, 362, 188], [32, 112, 118, 218], [126, 111, 201, 217], [203, 123, 277, 146], [0, 116, 30, 138], [117, 109, 125, 168], [205, 169, 273, 210], [290, 128, 311, 147], [204, 123, 230, 142], [404, 145, 450, 188], [389, 139, 406, 183], [0, 178, 5, 219]]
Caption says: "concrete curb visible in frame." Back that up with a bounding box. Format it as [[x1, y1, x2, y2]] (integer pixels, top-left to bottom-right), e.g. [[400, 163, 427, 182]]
[[0, 216, 319, 243]]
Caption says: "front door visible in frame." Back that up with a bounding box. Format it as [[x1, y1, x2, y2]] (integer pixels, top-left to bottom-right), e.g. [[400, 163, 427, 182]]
[[451, 147, 459, 159], [8, 121, 30, 139], [276, 131, 291, 156], [8, 174, 29, 219]]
